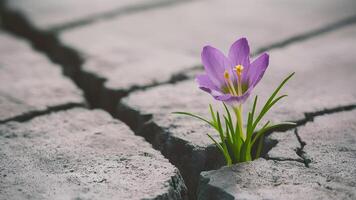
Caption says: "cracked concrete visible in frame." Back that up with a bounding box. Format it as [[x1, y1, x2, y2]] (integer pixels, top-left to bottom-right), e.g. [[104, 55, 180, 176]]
[[118, 24, 356, 198], [198, 109, 356, 199], [6, 0, 193, 32], [0, 31, 85, 123], [0, 108, 187, 199], [1, 0, 356, 199]]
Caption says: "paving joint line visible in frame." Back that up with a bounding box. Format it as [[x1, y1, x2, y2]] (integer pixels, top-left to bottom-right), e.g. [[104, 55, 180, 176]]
[[0, 103, 85, 124], [254, 14, 356, 55], [2, 1, 356, 198], [50, 0, 195, 33], [0, 2, 198, 113]]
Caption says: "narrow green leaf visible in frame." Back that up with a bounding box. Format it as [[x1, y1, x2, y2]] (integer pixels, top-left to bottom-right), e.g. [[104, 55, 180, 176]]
[[209, 104, 216, 124], [223, 103, 233, 127], [173, 112, 213, 126], [251, 121, 270, 146], [246, 112, 253, 140], [224, 117, 233, 145], [234, 118, 242, 162], [251, 121, 295, 146], [267, 72, 295, 106], [207, 134, 232, 166], [253, 95, 288, 130], [251, 95, 258, 120], [255, 135, 264, 159], [252, 72, 295, 131], [216, 112, 226, 147]]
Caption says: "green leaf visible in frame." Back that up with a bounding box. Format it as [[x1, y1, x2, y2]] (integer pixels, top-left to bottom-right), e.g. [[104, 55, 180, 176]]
[[251, 121, 295, 146], [207, 134, 232, 166], [224, 117, 233, 145], [255, 135, 264, 159], [251, 121, 270, 146], [253, 95, 287, 130], [246, 112, 253, 140], [252, 72, 295, 131], [209, 104, 217, 125], [216, 112, 227, 150], [173, 112, 213, 126], [251, 96, 258, 120]]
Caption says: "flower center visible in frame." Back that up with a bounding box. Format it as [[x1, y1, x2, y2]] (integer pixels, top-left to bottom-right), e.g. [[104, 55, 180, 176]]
[[223, 65, 245, 97], [234, 65, 244, 76], [224, 70, 238, 96], [233, 65, 244, 96]]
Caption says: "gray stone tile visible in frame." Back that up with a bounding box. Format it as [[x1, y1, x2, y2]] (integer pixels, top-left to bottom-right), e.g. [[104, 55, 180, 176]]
[[121, 23, 356, 155], [299, 110, 356, 188], [199, 159, 355, 200], [119, 24, 356, 197], [58, 0, 356, 92], [0, 108, 187, 200], [6, 0, 163, 30], [198, 109, 356, 200], [0, 31, 85, 122], [266, 130, 302, 162]]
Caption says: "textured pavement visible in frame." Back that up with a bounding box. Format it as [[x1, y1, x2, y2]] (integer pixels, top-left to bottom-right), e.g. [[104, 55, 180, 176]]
[[1, 0, 356, 199]]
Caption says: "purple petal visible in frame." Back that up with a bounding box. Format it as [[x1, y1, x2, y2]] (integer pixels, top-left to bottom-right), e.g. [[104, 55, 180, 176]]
[[201, 45, 231, 88], [213, 90, 251, 105], [228, 38, 250, 68], [247, 53, 269, 87], [196, 74, 219, 93]]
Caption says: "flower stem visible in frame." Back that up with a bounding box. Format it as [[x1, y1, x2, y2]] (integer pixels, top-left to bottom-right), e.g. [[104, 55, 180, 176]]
[[234, 105, 245, 141]]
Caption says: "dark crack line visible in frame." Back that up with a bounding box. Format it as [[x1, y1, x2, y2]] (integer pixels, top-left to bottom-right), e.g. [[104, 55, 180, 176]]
[[294, 128, 311, 167], [2, 0, 356, 114], [0, 103, 85, 124], [0, 3, 199, 115], [266, 156, 304, 163], [49, 0, 194, 33], [296, 104, 356, 127], [2, 1, 356, 198], [269, 104, 356, 167], [254, 14, 356, 55], [157, 14, 356, 83], [0, 2, 197, 198]]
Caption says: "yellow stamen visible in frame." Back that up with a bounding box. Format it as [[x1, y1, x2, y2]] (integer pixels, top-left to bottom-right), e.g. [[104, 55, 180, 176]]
[[224, 70, 230, 79], [234, 65, 244, 96], [223, 70, 238, 96], [234, 65, 244, 76]]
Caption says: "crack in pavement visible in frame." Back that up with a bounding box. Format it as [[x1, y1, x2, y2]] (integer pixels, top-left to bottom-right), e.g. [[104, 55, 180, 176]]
[[0, 3, 199, 114], [254, 14, 356, 55], [49, 0, 195, 33], [2, 1, 356, 198], [294, 128, 311, 167], [266, 103, 356, 167], [0, 103, 85, 124], [1, 1, 356, 114]]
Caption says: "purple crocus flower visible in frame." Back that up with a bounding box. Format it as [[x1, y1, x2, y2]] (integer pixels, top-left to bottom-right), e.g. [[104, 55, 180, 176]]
[[196, 38, 269, 104]]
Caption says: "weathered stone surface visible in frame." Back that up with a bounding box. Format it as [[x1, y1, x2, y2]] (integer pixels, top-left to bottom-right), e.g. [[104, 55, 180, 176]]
[[299, 110, 356, 188], [266, 130, 302, 162], [0, 31, 84, 123], [198, 110, 356, 200], [0, 108, 187, 200], [119, 24, 356, 197], [6, 0, 167, 31], [58, 0, 356, 96], [198, 159, 354, 200]]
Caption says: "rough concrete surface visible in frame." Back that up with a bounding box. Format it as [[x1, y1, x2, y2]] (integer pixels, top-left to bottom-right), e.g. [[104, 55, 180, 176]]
[[1, 0, 356, 199], [0, 31, 85, 123], [56, 0, 356, 106], [0, 108, 187, 200], [198, 110, 356, 200], [119, 24, 356, 198], [6, 0, 170, 31]]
